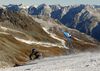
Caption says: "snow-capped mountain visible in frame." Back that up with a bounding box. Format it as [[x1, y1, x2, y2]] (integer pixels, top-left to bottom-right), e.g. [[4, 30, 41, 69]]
[[3, 4, 30, 9], [3, 4, 16, 7], [1, 3, 100, 41]]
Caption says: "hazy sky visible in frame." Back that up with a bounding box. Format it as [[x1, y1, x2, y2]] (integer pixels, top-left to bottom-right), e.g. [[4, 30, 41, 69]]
[[0, 0, 99, 6]]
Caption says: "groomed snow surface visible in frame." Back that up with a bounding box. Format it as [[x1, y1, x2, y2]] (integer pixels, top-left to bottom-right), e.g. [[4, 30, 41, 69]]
[[0, 52, 100, 71]]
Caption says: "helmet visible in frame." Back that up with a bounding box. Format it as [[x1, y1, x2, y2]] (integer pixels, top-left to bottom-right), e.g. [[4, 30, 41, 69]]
[[32, 49, 35, 53]]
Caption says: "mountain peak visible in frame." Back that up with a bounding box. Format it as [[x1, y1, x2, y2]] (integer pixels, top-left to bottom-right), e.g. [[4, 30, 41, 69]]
[[37, 3, 47, 9], [18, 3, 29, 9], [0, 5, 6, 9], [3, 4, 16, 7], [18, 3, 25, 6]]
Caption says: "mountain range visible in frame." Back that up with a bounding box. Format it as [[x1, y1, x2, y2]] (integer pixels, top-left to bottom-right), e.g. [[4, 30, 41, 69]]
[[1, 3, 100, 41], [0, 4, 100, 68]]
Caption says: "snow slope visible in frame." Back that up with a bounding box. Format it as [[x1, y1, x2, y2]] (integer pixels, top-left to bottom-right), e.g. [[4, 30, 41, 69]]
[[0, 52, 100, 71]]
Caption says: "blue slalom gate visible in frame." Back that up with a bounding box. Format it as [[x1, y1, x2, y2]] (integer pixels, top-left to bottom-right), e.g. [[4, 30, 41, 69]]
[[59, 28, 76, 55]]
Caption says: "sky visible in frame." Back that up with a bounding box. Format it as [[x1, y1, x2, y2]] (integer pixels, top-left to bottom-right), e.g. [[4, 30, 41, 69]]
[[0, 0, 99, 6]]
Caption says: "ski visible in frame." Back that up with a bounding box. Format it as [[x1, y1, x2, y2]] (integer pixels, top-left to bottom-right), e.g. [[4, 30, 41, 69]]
[[14, 60, 33, 67]]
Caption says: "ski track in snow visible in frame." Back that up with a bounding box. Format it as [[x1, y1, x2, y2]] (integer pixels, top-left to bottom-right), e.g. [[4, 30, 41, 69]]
[[0, 52, 100, 71]]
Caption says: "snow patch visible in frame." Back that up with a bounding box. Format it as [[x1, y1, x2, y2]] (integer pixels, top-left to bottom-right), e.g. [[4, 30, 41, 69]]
[[14, 37, 62, 47], [74, 37, 81, 41], [1, 26, 23, 33], [0, 32, 9, 35], [0, 5, 6, 9]]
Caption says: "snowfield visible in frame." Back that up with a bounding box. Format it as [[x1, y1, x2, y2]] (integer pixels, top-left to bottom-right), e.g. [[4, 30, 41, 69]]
[[0, 52, 100, 71]]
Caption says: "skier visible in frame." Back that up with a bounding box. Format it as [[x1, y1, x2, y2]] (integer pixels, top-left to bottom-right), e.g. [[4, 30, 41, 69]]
[[14, 49, 42, 67], [29, 49, 42, 60]]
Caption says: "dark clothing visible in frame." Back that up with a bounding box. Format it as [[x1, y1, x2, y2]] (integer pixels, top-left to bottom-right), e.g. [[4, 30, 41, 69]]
[[34, 51, 40, 56], [34, 55, 41, 59], [29, 51, 41, 60]]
